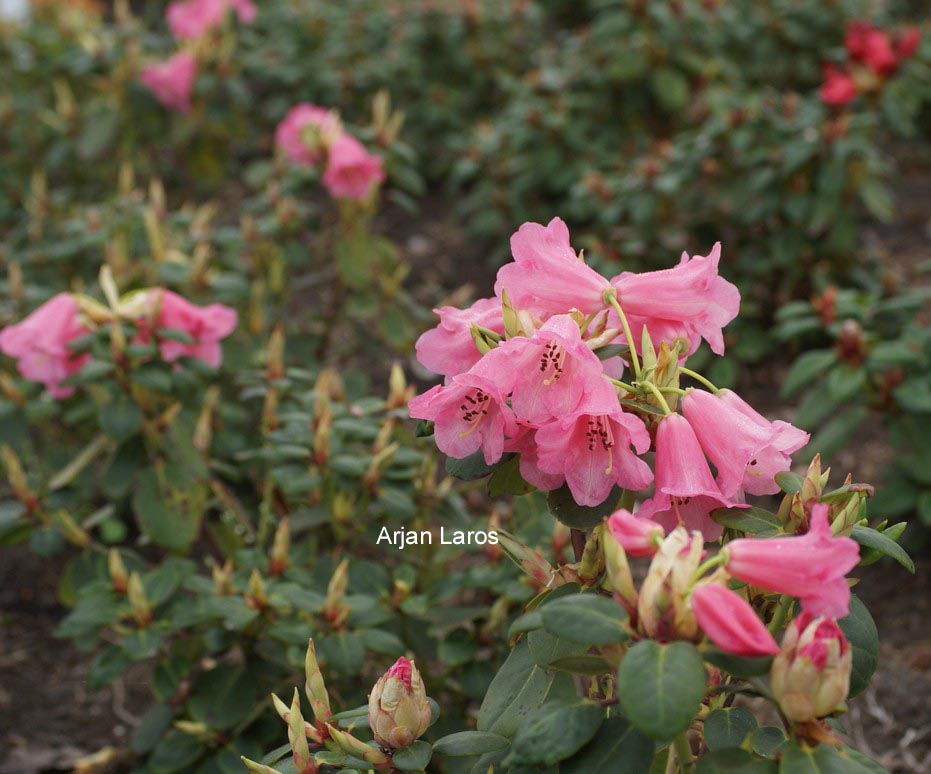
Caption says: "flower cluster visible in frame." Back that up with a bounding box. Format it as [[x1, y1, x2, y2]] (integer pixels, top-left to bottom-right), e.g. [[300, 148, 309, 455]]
[[411, 217, 808, 535], [0, 288, 237, 397], [821, 21, 921, 106], [275, 104, 386, 201], [140, 0, 257, 113]]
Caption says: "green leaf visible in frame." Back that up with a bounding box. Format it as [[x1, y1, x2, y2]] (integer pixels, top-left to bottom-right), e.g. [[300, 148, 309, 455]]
[[433, 731, 509, 757], [445, 450, 509, 481], [850, 525, 914, 573], [751, 726, 787, 759], [133, 460, 206, 551], [703, 647, 774, 678], [837, 595, 878, 698], [704, 708, 758, 751], [547, 484, 621, 530], [504, 700, 604, 766], [781, 350, 836, 398], [807, 406, 870, 460], [488, 455, 535, 496], [477, 639, 575, 737], [698, 749, 778, 773], [131, 703, 174, 753], [778, 741, 880, 773], [187, 665, 256, 729], [87, 645, 133, 689], [507, 610, 543, 638], [711, 507, 782, 536], [317, 631, 366, 675], [148, 730, 205, 772], [651, 67, 690, 111], [99, 394, 142, 442], [561, 716, 654, 774], [775, 471, 804, 495], [617, 641, 707, 740], [391, 740, 433, 771], [540, 593, 628, 645], [547, 654, 613, 675]]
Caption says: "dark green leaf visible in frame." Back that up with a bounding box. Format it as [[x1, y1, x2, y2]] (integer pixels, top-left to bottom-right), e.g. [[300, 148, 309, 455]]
[[187, 665, 256, 729], [433, 731, 509, 757], [781, 351, 836, 398], [391, 740, 433, 771], [547, 484, 621, 530], [540, 593, 628, 645], [850, 525, 914, 573], [837, 595, 878, 698], [698, 749, 778, 773], [505, 700, 604, 766], [711, 507, 782, 536], [751, 726, 787, 759], [704, 708, 758, 751], [703, 647, 774, 678], [561, 716, 654, 774]]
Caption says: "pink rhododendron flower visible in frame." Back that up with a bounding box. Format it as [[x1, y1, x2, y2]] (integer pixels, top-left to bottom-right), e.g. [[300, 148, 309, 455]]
[[491, 314, 605, 425], [140, 51, 197, 114], [820, 64, 857, 106], [636, 414, 741, 540], [534, 381, 652, 507], [494, 218, 613, 315], [504, 428, 565, 491], [408, 371, 516, 465], [691, 583, 780, 657], [166, 0, 254, 40], [845, 22, 872, 60], [610, 243, 739, 356], [0, 294, 90, 398], [275, 103, 342, 166], [716, 389, 809, 458], [682, 389, 808, 498], [897, 27, 921, 59], [605, 508, 664, 557], [415, 296, 504, 379], [140, 289, 238, 367], [861, 28, 898, 76], [725, 504, 860, 618], [322, 134, 385, 200]]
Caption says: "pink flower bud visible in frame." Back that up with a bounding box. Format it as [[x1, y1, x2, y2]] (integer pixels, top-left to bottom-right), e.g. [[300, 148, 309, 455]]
[[638, 528, 703, 642], [724, 504, 860, 618], [771, 611, 852, 722], [321, 134, 385, 201], [605, 508, 664, 558], [139, 51, 197, 114], [690, 583, 779, 658], [368, 657, 432, 749], [820, 64, 857, 107]]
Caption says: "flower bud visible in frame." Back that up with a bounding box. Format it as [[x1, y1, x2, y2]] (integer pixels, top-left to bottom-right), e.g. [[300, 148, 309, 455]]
[[245, 569, 268, 611], [770, 611, 852, 722], [578, 525, 605, 585], [602, 525, 636, 614], [304, 639, 331, 723], [387, 362, 414, 409], [606, 509, 664, 557], [637, 528, 702, 642], [288, 689, 317, 774], [325, 724, 389, 765], [367, 657, 432, 749], [269, 518, 291, 576], [323, 559, 350, 628], [127, 572, 152, 627], [108, 549, 129, 594]]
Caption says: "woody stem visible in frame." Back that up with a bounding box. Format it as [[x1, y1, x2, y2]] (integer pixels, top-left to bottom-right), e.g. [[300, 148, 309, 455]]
[[606, 294, 642, 381]]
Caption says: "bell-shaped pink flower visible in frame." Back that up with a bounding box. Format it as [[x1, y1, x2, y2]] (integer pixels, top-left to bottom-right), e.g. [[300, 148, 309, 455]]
[[682, 389, 808, 498], [0, 294, 90, 398], [534, 381, 652, 507], [691, 583, 780, 657], [605, 508, 664, 557], [725, 505, 860, 618], [494, 218, 613, 315], [275, 104, 343, 167], [504, 427, 565, 492], [415, 297, 504, 380], [408, 371, 516, 465], [493, 314, 606, 425], [610, 243, 739, 355], [322, 134, 385, 201], [138, 289, 237, 367], [636, 414, 741, 540], [716, 389, 809, 457], [140, 51, 198, 114], [166, 0, 254, 40]]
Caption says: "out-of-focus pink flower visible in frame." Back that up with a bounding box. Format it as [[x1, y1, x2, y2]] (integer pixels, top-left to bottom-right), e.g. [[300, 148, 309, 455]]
[[275, 104, 343, 166], [820, 64, 857, 106], [897, 27, 921, 59], [322, 134, 385, 200], [534, 381, 652, 507], [492, 314, 605, 425], [682, 389, 808, 498], [725, 504, 860, 618], [0, 294, 90, 398], [845, 21, 873, 60], [166, 0, 255, 40], [691, 583, 780, 658], [605, 508, 664, 557], [610, 243, 739, 356], [504, 427, 565, 491], [415, 297, 504, 380], [408, 371, 516, 465], [771, 610, 852, 722], [140, 51, 198, 114], [140, 289, 237, 367], [636, 414, 740, 540], [862, 28, 899, 75], [494, 218, 613, 315]]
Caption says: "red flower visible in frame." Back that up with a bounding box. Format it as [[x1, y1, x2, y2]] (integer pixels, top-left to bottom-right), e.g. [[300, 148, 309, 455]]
[[897, 27, 921, 59], [820, 64, 857, 106]]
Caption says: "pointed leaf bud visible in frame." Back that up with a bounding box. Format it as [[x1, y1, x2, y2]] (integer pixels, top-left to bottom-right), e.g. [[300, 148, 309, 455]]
[[127, 572, 152, 627], [324, 559, 350, 628], [637, 528, 702, 642], [602, 521, 637, 613], [368, 657, 432, 749], [246, 569, 268, 611], [289, 689, 317, 774], [304, 639, 331, 723], [241, 758, 284, 774], [578, 525, 605, 585], [269, 518, 291, 576], [496, 530, 555, 589], [108, 549, 129, 594], [326, 724, 389, 765]]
